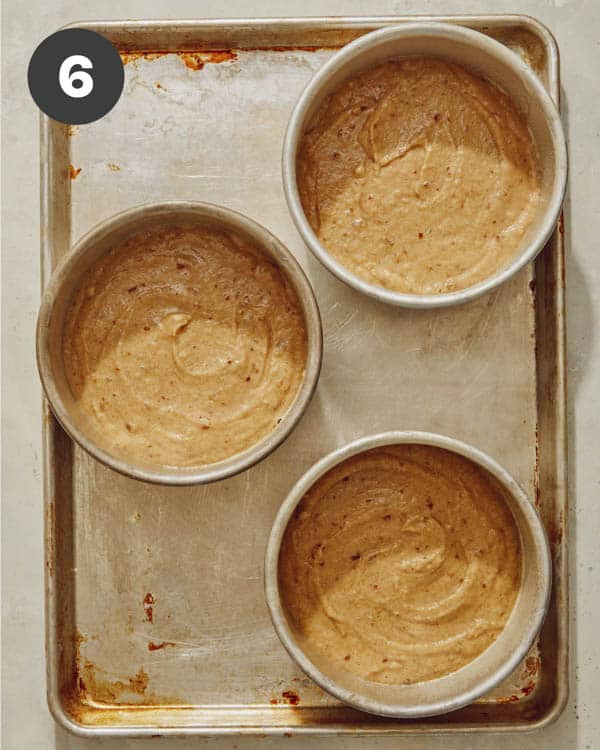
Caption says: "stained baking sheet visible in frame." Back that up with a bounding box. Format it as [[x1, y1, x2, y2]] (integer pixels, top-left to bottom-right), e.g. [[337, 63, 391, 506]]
[[41, 15, 567, 736]]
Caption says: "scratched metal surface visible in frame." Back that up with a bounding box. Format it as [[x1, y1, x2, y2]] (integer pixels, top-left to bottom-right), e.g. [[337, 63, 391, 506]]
[[41, 16, 567, 736]]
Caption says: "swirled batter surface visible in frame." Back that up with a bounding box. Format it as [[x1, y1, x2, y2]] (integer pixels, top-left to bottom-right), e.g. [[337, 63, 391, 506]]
[[63, 225, 308, 467], [279, 444, 522, 684], [297, 58, 541, 294]]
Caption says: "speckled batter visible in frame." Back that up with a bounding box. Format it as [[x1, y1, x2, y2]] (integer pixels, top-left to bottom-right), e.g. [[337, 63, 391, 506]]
[[63, 224, 308, 467], [297, 58, 541, 294], [279, 444, 522, 684]]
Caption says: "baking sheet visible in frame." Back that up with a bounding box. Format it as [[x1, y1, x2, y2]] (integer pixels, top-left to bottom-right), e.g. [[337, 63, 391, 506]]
[[41, 15, 567, 736]]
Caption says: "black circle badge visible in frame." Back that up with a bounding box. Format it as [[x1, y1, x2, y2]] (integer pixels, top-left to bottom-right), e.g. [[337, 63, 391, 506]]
[[28, 28, 124, 125]]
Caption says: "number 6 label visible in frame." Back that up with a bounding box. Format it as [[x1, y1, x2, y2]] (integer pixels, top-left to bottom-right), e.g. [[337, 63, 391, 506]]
[[28, 28, 123, 125], [59, 55, 94, 98]]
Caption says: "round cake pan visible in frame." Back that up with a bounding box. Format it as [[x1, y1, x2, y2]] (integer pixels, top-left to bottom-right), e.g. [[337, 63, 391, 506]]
[[265, 431, 551, 718], [282, 22, 568, 308], [36, 201, 323, 485]]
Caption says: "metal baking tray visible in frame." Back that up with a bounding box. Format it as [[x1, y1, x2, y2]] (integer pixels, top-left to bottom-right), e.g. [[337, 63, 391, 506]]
[[41, 15, 567, 737]]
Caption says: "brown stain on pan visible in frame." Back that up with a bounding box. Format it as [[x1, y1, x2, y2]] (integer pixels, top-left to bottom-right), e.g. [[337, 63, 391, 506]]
[[120, 50, 237, 69], [59, 630, 87, 710], [118, 46, 334, 71], [45, 501, 55, 577], [77, 663, 149, 703], [525, 655, 540, 676], [179, 53, 205, 71], [269, 689, 301, 706], [147, 641, 176, 651], [119, 46, 331, 64], [143, 592, 155, 623], [180, 50, 237, 69], [497, 694, 520, 703], [107, 163, 121, 172], [533, 425, 541, 508], [521, 681, 536, 697], [547, 509, 564, 549], [63, 629, 184, 723], [69, 164, 81, 180], [120, 51, 164, 65], [245, 45, 334, 52], [281, 690, 300, 706]]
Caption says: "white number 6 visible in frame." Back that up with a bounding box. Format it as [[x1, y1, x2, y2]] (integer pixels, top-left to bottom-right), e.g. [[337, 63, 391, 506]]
[[59, 55, 94, 98]]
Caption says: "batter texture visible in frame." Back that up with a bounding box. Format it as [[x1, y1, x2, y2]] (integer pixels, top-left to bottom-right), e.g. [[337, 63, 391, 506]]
[[63, 224, 308, 467], [297, 57, 541, 294], [279, 444, 522, 684]]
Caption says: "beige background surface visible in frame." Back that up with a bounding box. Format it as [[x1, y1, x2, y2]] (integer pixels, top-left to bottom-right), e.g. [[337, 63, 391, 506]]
[[1, 0, 598, 748]]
